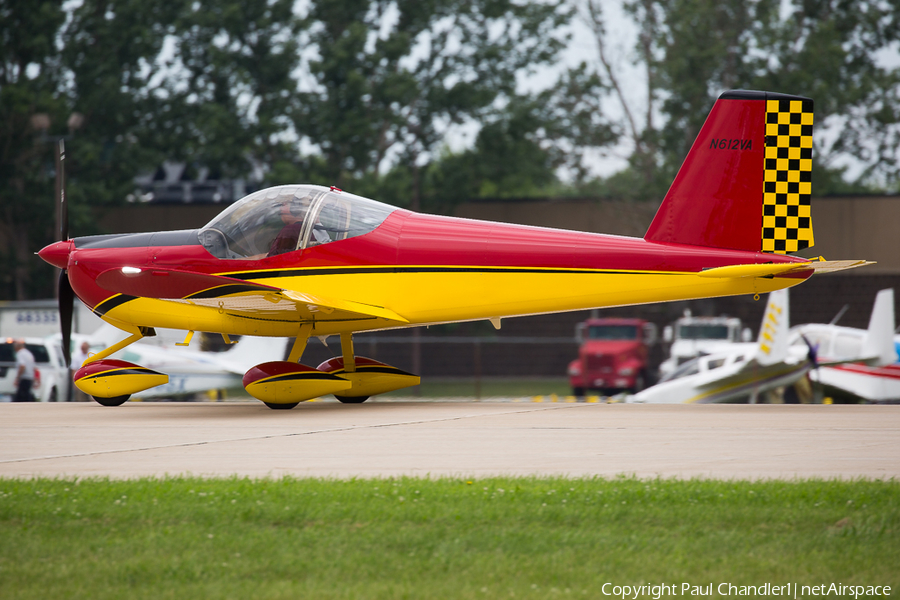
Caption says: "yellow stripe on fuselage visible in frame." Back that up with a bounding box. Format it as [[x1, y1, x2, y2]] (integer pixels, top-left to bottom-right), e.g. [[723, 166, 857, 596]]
[[98, 266, 805, 337]]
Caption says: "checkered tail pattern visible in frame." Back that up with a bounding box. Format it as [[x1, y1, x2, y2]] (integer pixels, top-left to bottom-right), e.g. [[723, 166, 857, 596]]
[[762, 98, 814, 254]]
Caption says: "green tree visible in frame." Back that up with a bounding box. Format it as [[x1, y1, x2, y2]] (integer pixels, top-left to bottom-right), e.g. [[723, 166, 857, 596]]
[[578, 0, 900, 197], [0, 0, 304, 300], [62, 0, 184, 224], [0, 0, 69, 299], [165, 0, 301, 178], [753, 0, 900, 192], [294, 0, 571, 208], [419, 70, 618, 211]]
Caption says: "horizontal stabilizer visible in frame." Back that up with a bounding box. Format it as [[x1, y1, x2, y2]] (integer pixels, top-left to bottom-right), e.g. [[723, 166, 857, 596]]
[[698, 259, 874, 279], [798, 259, 875, 274]]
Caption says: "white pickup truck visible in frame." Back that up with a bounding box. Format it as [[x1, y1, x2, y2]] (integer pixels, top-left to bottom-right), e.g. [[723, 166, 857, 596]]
[[0, 337, 71, 402], [658, 312, 752, 380]]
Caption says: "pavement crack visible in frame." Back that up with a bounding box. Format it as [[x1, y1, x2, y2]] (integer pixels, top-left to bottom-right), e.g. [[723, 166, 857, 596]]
[[1, 402, 595, 465]]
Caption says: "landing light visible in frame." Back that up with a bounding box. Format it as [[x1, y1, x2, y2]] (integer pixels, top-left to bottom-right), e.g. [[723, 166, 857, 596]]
[[122, 267, 142, 275]]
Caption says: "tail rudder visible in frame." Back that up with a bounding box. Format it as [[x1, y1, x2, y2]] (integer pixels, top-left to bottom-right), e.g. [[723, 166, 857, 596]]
[[645, 90, 814, 255], [754, 288, 790, 366], [861, 288, 898, 366]]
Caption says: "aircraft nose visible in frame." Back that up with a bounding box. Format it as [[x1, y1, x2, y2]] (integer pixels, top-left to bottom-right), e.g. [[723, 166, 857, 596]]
[[38, 240, 73, 269]]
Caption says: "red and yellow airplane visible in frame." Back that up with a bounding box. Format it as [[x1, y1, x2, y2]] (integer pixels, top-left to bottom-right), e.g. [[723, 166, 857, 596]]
[[39, 90, 870, 408]]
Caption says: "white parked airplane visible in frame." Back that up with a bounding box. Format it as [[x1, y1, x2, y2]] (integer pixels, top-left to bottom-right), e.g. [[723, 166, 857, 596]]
[[57, 327, 290, 400], [627, 289, 809, 404], [790, 289, 899, 403]]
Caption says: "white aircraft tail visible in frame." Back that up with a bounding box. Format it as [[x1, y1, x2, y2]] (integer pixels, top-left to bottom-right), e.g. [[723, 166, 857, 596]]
[[87, 322, 134, 347], [860, 289, 897, 366], [754, 289, 790, 366], [217, 335, 290, 374]]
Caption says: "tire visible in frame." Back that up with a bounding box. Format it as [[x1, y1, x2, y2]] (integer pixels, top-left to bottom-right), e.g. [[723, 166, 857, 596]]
[[334, 395, 369, 404], [783, 385, 800, 404], [264, 402, 299, 410], [48, 387, 58, 403], [92, 395, 131, 407], [630, 372, 646, 394], [572, 387, 585, 397]]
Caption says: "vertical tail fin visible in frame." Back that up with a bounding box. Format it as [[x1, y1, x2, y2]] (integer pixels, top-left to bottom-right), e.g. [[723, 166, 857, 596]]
[[754, 289, 790, 366], [861, 289, 898, 366], [645, 90, 814, 254]]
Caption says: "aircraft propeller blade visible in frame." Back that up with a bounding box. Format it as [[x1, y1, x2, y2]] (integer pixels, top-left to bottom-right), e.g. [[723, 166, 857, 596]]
[[828, 304, 849, 326], [800, 333, 819, 370], [56, 140, 67, 242], [59, 270, 74, 368], [55, 139, 73, 367]]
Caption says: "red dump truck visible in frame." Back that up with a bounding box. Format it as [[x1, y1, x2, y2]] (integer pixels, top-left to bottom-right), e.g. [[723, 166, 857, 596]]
[[567, 318, 657, 396]]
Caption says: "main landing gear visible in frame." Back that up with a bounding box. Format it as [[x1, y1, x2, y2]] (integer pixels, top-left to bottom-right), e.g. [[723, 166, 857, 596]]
[[243, 332, 420, 410]]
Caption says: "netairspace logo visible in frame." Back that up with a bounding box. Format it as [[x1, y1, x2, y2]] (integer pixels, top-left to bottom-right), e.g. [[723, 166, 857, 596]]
[[600, 583, 892, 599]]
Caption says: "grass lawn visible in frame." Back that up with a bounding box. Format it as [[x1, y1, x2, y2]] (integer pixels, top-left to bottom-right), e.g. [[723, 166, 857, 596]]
[[0, 478, 900, 598], [1, 477, 897, 599]]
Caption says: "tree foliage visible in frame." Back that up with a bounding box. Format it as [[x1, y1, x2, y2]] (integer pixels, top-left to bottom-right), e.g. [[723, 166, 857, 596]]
[[0, 0, 70, 299], [0, 0, 303, 299], [581, 0, 900, 197], [291, 0, 571, 209]]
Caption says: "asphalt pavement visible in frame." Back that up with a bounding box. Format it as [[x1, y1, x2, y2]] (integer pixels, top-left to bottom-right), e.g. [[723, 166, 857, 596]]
[[1, 401, 898, 479]]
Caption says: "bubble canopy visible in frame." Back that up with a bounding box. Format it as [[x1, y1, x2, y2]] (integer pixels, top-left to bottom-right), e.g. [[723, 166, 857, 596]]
[[198, 185, 397, 260]]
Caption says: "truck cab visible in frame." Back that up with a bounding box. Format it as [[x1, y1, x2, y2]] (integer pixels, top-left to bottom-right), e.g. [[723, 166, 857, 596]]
[[657, 312, 751, 380], [567, 318, 657, 396]]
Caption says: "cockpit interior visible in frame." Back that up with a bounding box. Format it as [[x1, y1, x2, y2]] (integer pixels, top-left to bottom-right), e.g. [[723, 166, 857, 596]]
[[198, 185, 397, 260]]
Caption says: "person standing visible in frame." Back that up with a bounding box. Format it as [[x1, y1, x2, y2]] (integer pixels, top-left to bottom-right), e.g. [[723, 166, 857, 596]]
[[13, 340, 35, 402]]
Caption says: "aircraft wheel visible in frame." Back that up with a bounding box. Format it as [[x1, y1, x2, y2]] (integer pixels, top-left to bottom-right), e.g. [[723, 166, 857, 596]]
[[264, 402, 299, 410], [572, 387, 585, 397], [783, 385, 800, 404], [630, 372, 646, 394], [92, 395, 131, 407], [334, 395, 369, 404]]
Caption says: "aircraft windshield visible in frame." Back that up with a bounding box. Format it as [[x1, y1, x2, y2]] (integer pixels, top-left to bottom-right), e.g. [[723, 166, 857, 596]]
[[588, 325, 638, 340], [677, 324, 730, 340], [198, 185, 397, 259], [659, 356, 701, 382]]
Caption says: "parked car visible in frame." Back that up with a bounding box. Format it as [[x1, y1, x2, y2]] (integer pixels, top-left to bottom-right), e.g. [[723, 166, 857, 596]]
[[0, 337, 70, 402]]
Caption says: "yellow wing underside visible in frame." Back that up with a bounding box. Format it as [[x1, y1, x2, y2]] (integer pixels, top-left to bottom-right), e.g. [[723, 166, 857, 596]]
[[96, 264, 862, 338]]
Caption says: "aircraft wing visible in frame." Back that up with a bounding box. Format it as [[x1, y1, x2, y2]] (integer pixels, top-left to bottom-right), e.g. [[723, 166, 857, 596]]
[[96, 266, 408, 324]]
